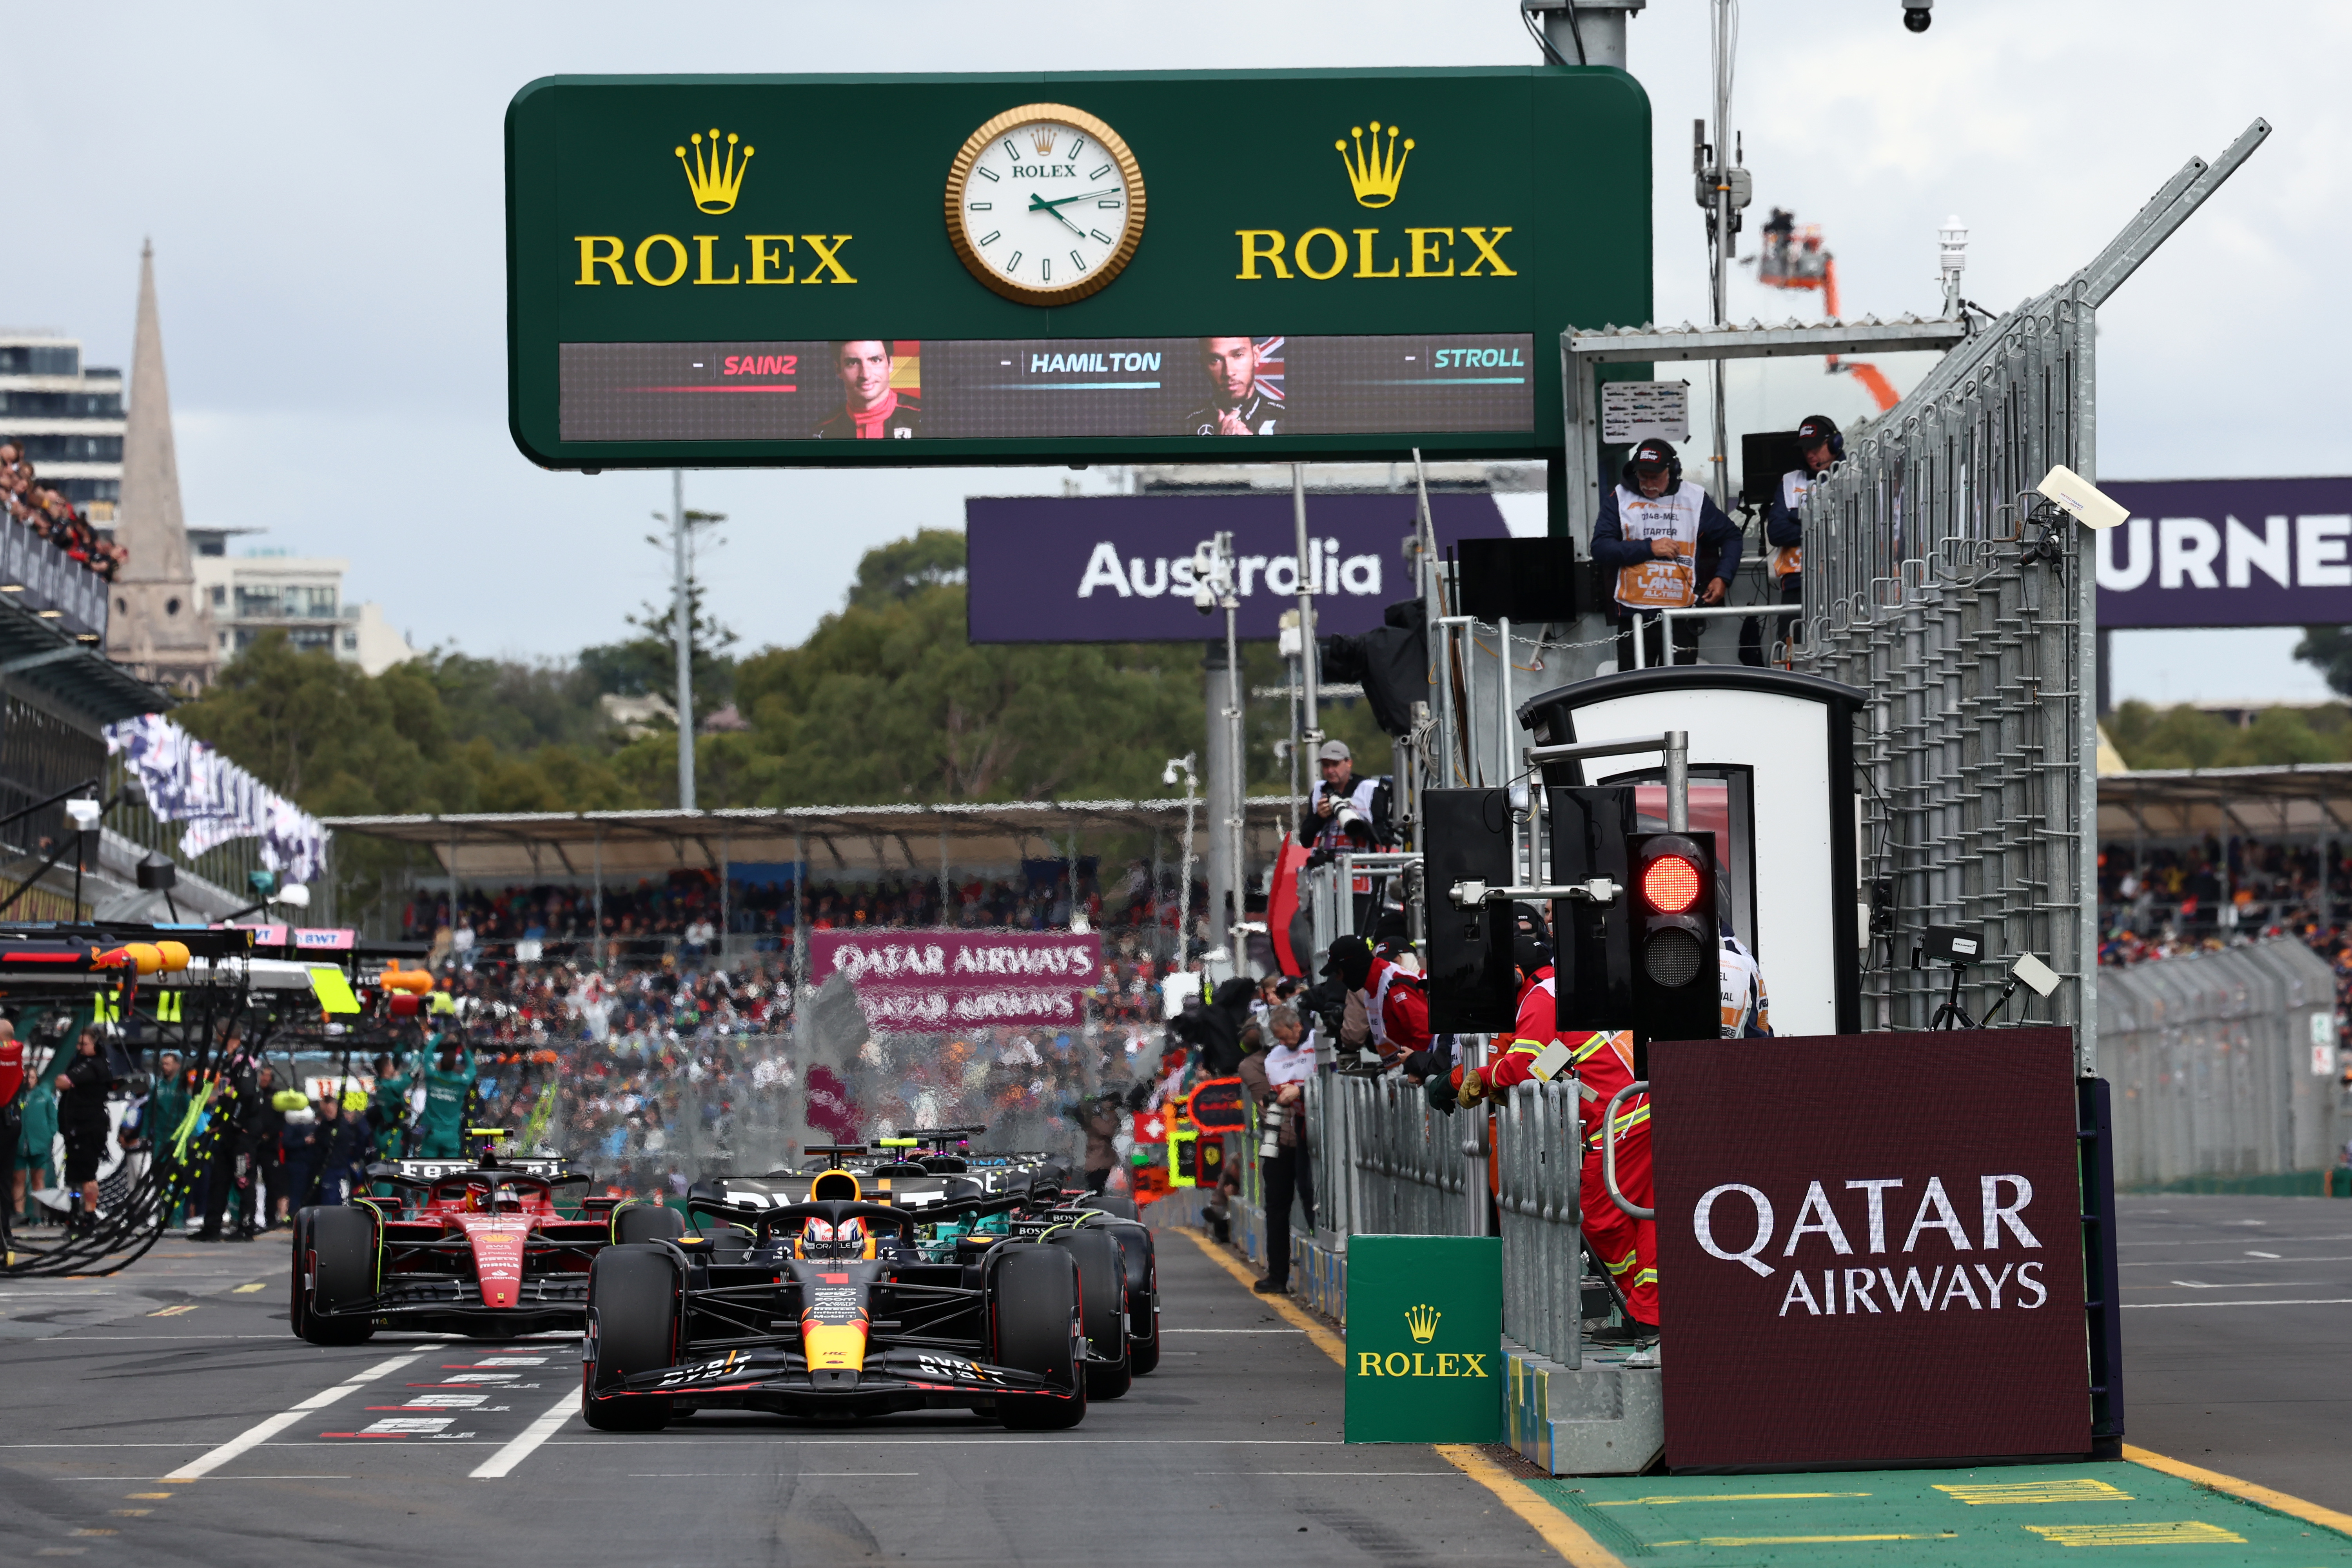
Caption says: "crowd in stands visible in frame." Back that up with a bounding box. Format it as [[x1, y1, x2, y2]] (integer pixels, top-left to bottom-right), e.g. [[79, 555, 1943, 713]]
[[2098, 837, 2351, 958], [396, 863, 1207, 957], [0, 441, 125, 581], [25, 928, 1199, 1215]]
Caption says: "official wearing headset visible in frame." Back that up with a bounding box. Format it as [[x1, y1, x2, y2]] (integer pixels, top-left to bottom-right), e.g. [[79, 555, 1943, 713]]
[[1589, 437, 1744, 671], [1749, 413, 1843, 663]]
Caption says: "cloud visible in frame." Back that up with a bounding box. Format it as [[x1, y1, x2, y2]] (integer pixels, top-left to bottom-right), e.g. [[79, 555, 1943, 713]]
[[5, 0, 2338, 678]]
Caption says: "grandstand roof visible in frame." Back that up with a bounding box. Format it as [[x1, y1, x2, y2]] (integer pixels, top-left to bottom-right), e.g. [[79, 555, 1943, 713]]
[[2099, 764, 2352, 840], [320, 797, 1306, 881]]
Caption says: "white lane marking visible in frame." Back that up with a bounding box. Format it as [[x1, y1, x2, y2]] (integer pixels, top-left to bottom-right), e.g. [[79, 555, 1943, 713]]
[[2122, 1297, 2352, 1308], [2156, 1280, 2331, 1290], [2246, 1250, 2282, 1258], [1160, 1328, 1304, 1334], [163, 1354, 423, 1481], [469, 1390, 579, 1479], [547, 1437, 1348, 1446], [2123, 1255, 2352, 1267]]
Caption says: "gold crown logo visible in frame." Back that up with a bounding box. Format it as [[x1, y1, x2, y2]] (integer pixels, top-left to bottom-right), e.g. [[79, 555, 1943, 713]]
[[675, 127, 754, 214], [1030, 127, 1058, 155], [1404, 1303, 1441, 1344], [1336, 121, 1414, 208]]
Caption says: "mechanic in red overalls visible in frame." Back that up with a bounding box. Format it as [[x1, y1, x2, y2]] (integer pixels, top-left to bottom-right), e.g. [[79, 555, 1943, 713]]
[[1319, 936, 1430, 1066], [0, 1018, 21, 1259], [1455, 923, 1658, 1342]]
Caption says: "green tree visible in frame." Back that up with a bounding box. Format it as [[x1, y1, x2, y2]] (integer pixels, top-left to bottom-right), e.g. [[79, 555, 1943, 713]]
[[2296, 626, 2352, 697]]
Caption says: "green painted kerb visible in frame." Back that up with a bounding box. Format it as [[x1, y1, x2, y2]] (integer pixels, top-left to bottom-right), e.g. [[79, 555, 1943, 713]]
[[1533, 1460, 2352, 1565], [1344, 1233, 1500, 1444]]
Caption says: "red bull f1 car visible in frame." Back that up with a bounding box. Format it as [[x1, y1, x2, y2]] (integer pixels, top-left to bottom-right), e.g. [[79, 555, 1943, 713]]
[[579, 1150, 1158, 1432], [290, 1137, 679, 1344]]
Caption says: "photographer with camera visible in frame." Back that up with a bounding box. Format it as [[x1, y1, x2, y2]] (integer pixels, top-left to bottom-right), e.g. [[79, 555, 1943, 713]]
[[1301, 741, 1395, 933], [1238, 1004, 1318, 1296]]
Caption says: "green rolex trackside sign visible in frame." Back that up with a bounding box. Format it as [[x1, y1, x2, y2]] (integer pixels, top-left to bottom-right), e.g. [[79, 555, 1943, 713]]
[[1345, 1234, 1501, 1444]]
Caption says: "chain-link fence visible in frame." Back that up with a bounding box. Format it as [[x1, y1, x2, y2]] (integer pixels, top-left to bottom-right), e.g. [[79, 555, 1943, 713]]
[[1794, 120, 2268, 1065], [2098, 940, 2349, 1186]]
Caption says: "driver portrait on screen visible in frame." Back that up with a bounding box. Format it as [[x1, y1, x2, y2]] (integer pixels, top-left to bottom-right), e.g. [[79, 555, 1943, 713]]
[[1184, 337, 1282, 436], [813, 339, 922, 439]]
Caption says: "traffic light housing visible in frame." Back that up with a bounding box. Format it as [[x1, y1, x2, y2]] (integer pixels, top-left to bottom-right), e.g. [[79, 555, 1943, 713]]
[[1421, 788, 1517, 1032], [1547, 786, 1637, 1037], [1627, 830, 1719, 1073]]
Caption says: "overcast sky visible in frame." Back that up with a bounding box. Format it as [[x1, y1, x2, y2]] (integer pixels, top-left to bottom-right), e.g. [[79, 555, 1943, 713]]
[[6, 1, 2331, 702]]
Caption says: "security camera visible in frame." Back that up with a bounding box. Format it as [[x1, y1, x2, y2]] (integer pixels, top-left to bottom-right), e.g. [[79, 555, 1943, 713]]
[[2037, 465, 2129, 531], [272, 882, 312, 910], [1902, 0, 1931, 30], [1162, 764, 1180, 786], [63, 797, 102, 829]]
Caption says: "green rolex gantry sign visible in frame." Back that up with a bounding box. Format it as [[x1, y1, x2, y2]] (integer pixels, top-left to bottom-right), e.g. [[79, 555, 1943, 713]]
[[505, 67, 1651, 470], [1345, 1234, 1502, 1444]]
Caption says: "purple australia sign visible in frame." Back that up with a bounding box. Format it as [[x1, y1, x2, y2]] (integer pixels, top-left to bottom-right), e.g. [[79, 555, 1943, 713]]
[[2098, 477, 2352, 630], [964, 492, 1511, 642], [809, 930, 1104, 1031]]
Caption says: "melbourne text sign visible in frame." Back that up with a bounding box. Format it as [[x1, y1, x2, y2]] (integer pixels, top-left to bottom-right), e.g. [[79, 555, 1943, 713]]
[[1651, 1029, 2088, 1469], [507, 68, 1650, 470], [2095, 477, 2352, 629], [965, 492, 1506, 642]]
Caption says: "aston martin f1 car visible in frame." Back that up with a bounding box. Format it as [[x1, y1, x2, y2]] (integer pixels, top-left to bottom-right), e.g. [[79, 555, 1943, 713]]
[[290, 1136, 679, 1344], [579, 1161, 1148, 1432]]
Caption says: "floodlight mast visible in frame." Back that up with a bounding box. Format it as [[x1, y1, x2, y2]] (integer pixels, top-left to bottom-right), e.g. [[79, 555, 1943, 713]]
[[673, 469, 693, 812]]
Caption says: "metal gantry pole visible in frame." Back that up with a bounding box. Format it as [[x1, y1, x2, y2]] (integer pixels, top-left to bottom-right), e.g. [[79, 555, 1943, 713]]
[[673, 469, 696, 812], [1292, 463, 1319, 749], [1225, 594, 1246, 960]]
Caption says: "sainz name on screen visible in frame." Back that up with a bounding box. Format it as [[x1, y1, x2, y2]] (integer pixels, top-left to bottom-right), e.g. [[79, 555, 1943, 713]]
[[556, 333, 1531, 443]]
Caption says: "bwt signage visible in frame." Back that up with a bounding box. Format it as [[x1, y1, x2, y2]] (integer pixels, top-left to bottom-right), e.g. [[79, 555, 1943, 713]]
[[1652, 1029, 2088, 1469], [965, 492, 1507, 642], [2096, 477, 2352, 629]]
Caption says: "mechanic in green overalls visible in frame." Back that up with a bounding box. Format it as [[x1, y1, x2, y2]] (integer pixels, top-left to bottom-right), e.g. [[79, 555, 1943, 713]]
[[367, 1051, 412, 1161], [409, 993, 477, 1160]]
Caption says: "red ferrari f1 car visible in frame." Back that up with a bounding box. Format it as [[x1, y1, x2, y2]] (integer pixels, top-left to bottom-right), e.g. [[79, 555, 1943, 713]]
[[291, 1138, 681, 1344]]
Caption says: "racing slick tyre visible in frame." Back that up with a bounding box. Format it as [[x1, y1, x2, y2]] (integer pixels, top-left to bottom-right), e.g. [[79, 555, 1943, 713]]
[[288, 1208, 314, 1339], [989, 1243, 1087, 1431], [299, 1205, 378, 1346], [1052, 1227, 1132, 1401], [613, 1201, 686, 1247], [582, 1244, 678, 1432], [1109, 1225, 1161, 1376], [1084, 1195, 1139, 1221]]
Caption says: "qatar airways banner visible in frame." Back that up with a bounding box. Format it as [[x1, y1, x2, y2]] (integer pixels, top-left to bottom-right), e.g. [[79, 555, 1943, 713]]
[[2096, 477, 2352, 629], [809, 930, 1103, 1031], [1652, 1028, 2089, 1469], [964, 492, 1508, 642]]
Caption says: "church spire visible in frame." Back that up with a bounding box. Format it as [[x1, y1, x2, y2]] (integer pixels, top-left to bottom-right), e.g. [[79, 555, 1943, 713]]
[[106, 239, 215, 689]]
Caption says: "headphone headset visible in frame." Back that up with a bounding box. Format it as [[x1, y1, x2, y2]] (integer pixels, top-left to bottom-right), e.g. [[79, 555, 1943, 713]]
[[1620, 439, 1683, 490]]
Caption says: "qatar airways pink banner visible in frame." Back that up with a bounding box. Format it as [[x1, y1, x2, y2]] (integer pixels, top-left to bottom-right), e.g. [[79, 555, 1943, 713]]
[[809, 931, 1104, 1031]]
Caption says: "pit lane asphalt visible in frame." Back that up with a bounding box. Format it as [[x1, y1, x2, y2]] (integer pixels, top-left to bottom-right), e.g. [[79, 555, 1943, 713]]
[[2115, 1191, 2352, 1514], [8, 1195, 2347, 1565], [0, 1220, 1559, 1567]]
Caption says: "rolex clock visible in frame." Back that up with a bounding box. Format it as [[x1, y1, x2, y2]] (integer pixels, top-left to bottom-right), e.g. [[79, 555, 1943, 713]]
[[945, 103, 1145, 306]]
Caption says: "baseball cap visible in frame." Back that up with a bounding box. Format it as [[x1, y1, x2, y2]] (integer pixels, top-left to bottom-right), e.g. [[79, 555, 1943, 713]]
[[1796, 414, 1840, 446], [1630, 437, 1677, 470], [1318, 739, 1352, 762]]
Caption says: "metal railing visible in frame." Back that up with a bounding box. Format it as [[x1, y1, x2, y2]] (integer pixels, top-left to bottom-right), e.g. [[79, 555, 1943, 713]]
[[1793, 120, 2268, 1070]]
